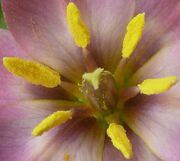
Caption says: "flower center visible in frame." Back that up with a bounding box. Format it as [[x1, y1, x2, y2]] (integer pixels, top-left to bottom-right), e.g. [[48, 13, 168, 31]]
[[79, 66, 133, 158], [2, 2, 178, 160], [81, 68, 118, 115]]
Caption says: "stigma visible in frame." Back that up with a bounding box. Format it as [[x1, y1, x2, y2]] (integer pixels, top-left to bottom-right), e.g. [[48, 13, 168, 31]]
[[81, 68, 118, 114], [82, 68, 104, 90]]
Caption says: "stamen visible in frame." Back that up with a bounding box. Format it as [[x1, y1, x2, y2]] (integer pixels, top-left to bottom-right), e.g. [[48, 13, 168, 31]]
[[67, 2, 90, 48], [82, 68, 104, 90], [107, 123, 132, 159], [122, 13, 145, 58], [138, 76, 177, 95], [64, 152, 71, 161], [32, 110, 72, 136], [3, 57, 60, 88]]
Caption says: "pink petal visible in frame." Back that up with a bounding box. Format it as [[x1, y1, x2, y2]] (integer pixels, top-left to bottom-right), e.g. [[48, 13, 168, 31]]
[[121, 35, 180, 161], [0, 28, 102, 157], [2, 0, 85, 82], [64, 0, 135, 71], [31, 118, 105, 161], [135, 0, 180, 37], [0, 29, 32, 101], [0, 29, 28, 58], [104, 127, 161, 161], [128, 129, 161, 161], [0, 29, 70, 101], [132, 40, 180, 83], [0, 100, 61, 161], [0, 100, 104, 161], [104, 138, 126, 161], [124, 94, 180, 161], [127, 0, 180, 71]]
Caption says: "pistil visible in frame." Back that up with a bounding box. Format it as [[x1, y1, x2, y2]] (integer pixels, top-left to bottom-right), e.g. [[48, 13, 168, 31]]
[[81, 68, 118, 114]]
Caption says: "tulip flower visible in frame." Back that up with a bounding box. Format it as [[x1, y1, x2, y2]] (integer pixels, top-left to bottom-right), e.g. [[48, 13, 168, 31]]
[[0, 0, 180, 161]]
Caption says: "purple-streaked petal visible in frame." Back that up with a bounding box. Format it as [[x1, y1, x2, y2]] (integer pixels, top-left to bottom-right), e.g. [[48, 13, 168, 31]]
[[32, 118, 105, 161], [2, 0, 85, 82], [0, 100, 62, 161], [127, 129, 161, 161], [71, 0, 135, 71], [0, 29, 32, 100], [0, 100, 104, 161], [0, 27, 101, 158], [0, 29, 70, 101], [127, 0, 180, 71], [0, 100, 101, 161], [123, 39, 180, 161], [124, 94, 180, 161], [104, 127, 161, 161], [135, 0, 180, 38], [0, 29, 27, 58], [104, 138, 126, 161], [132, 40, 180, 84]]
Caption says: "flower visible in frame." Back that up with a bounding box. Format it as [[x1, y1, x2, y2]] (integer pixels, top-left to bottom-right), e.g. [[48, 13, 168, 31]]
[[0, 0, 180, 161]]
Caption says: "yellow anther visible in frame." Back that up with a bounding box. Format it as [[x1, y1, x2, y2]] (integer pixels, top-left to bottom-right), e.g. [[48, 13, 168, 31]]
[[32, 111, 72, 136], [138, 76, 177, 95], [67, 2, 90, 48], [82, 68, 104, 89], [64, 152, 71, 161], [107, 123, 132, 159], [122, 13, 145, 58], [3, 57, 61, 88]]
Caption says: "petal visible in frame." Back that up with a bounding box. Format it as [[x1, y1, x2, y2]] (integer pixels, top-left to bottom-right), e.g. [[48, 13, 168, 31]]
[[0, 29, 102, 160], [132, 40, 180, 84], [0, 29, 32, 101], [0, 100, 98, 161], [0, 29, 70, 101], [2, 0, 85, 82], [104, 127, 161, 161], [0, 29, 27, 58], [33, 118, 105, 161], [104, 137, 126, 161], [72, 0, 135, 71], [127, 129, 161, 161], [135, 0, 180, 37], [124, 94, 180, 161], [0, 100, 63, 161], [127, 0, 180, 70]]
